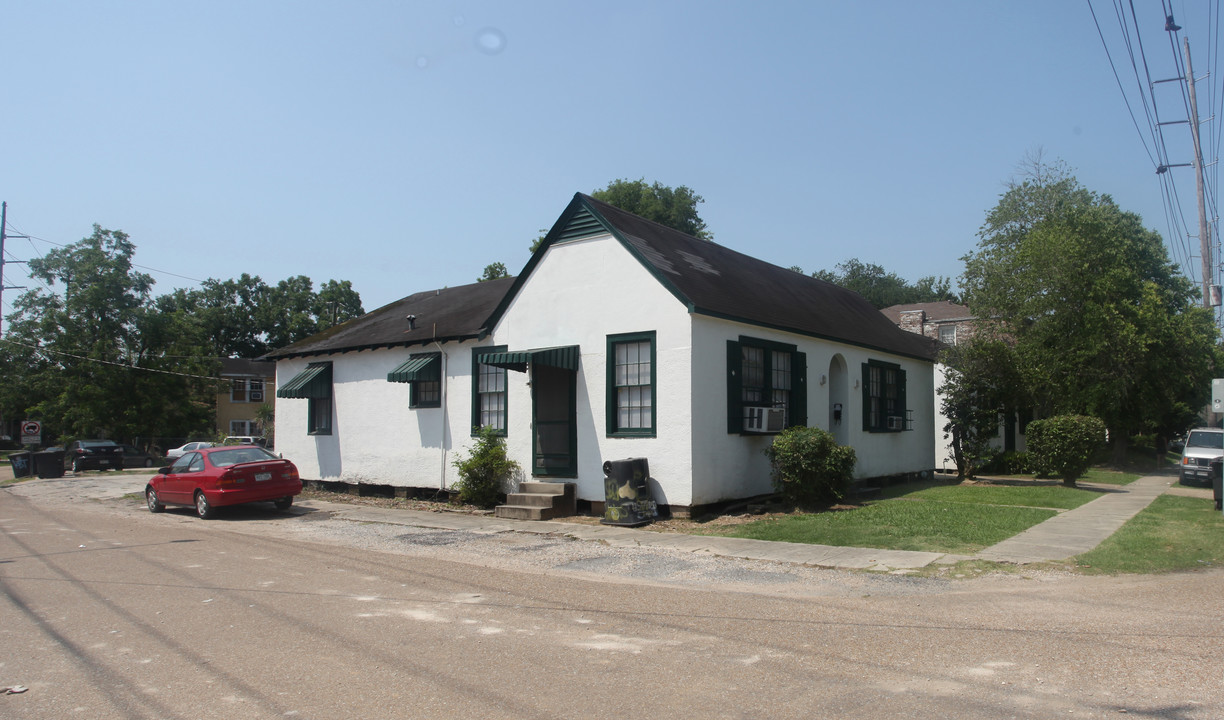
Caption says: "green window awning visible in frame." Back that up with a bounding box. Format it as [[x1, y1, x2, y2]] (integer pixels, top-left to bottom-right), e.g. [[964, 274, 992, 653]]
[[276, 362, 332, 399], [387, 354, 440, 383], [478, 346, 579, 373], [478, 351, 531, 373]]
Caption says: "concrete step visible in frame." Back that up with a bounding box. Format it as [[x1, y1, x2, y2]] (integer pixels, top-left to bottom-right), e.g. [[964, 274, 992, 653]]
[[506, 492, 556, 508], [495, 481, 577, 520], [519, 481, 572, 496], [494, 504, 554, 521]]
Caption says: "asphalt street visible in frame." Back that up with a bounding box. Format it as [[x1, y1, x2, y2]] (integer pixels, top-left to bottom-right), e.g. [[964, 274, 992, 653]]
[[1, 472, 1221, 719]]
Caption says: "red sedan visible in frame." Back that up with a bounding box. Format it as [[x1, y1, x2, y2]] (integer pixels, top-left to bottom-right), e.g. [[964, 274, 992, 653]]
[[145, 445, 301, 519]]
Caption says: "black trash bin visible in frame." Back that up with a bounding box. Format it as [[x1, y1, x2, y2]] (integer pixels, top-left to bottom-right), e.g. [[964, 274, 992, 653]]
[[9, 450, 33, 478], [601, 457, 658, 527], [33, 449, 66, 479], [1212, 459, 1223, 511]]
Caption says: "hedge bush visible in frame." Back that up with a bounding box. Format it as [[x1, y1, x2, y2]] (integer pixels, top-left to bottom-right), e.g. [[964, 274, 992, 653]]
[[980, 450, 1031, 475], [764, 426, 856, 507], [1025, 415, 1106, 487], [451, 426, 519, 508]]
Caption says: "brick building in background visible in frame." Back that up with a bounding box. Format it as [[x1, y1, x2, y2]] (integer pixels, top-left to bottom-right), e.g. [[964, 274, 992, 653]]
[[880, 300, 977, 347]]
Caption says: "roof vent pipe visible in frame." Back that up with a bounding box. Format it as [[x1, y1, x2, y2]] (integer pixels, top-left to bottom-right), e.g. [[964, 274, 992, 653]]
[[406, 315, 417, 331]]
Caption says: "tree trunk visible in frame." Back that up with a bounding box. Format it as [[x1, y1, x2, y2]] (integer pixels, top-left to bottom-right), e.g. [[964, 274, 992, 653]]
[[1110, 430, 1129, 466]]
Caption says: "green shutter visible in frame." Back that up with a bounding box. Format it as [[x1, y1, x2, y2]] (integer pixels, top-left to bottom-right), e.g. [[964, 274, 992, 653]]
[[790, 351, 807, 427], [727, 340, 742, 434], [861, 363, 871, 431]]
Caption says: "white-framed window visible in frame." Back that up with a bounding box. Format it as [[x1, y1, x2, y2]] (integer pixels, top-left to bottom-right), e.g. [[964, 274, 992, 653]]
[[230, 379, 266, 403], [230, 420, 255, 436], [938, 324, 957, 345]]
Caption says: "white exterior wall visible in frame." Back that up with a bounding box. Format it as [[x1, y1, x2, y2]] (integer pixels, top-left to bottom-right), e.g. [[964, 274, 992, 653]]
[[275, 341, 487, 489], [490, 233, 695, 507], [690, 316, 936, 505], [275, 233, 936, 507]]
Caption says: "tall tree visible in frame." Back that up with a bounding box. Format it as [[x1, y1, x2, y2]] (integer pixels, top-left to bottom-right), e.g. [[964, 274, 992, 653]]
[[938, 336, 1025, 478], [478, 262, 509, 282], [961, 162, 1218, 458], [527, 180, 712, 254], [590, 178, 712, 240], [812, 259, 957, 309], [3, 226, 213, 441], [159, 274, 365, 357]]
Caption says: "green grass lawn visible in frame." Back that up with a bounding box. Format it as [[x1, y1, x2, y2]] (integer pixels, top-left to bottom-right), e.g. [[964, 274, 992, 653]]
[[1073, 495, 1224, 574], [1077, 468, 1142, 485], [705, 482, 1103, 555]]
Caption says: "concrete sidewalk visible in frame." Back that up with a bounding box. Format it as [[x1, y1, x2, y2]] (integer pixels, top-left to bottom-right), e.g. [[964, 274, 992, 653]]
[[308, 474, 1192, 572], [975, 474, 1173, 564]]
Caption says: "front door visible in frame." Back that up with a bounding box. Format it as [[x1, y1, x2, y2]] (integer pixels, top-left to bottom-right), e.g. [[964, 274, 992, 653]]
[[532, 364, 577, 476]]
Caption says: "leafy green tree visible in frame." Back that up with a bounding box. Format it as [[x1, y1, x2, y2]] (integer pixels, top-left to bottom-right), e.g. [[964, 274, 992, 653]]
[[478, 262, 509, 282], [158, 274, 364, 357], [528, 180, 712, 253], [812, 259, 957, 309], [590, 178, 712, 240], [3, 226, 213, 442], [938, 336, 1025, 478], [154, 274, 269, 358], [961, 161, 1218, 460]]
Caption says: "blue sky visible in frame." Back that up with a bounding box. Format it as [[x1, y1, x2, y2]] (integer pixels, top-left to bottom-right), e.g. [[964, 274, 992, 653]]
[[2, 1, 1220, 315]]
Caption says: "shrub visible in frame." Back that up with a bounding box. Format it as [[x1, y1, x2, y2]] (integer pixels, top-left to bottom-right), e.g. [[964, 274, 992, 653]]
[[1025, 415, 1106, 487], [980, 450, 1030, 475], [451, 426, 519, 508], [764, 426, 856, 507]]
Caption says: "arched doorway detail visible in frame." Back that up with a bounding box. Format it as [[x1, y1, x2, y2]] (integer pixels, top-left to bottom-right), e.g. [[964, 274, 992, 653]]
[[828, 354, 849, 445]]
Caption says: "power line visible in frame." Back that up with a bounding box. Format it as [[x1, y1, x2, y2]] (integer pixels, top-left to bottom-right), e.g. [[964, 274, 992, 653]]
[[0, 336, 233, 385], [4, 222, 207, 284]]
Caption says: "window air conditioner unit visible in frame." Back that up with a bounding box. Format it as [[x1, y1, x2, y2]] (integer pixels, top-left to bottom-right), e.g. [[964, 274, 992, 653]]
[[744, 406, 785, 433], [887, 415, 905, 431], [250, 390, 264, 402]]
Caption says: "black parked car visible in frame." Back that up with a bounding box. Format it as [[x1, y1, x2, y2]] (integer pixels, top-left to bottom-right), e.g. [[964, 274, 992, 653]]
[[64, 440, 124, 473], [121, 444, 160, 468]]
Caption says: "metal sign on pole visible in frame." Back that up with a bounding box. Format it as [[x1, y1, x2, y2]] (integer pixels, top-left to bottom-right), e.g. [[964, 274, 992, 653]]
[[21, 420, 42, 445]]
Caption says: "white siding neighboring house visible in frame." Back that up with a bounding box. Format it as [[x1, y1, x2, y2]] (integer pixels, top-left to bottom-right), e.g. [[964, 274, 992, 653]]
[[269, 194, 940, 515]]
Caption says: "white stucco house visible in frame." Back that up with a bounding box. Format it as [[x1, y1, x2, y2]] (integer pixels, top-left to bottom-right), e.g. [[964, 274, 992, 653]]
[[267, 194, 940, 515]]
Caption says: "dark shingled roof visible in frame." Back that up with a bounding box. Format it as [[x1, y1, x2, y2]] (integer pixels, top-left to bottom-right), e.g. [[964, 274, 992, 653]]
[[264, 276, 515, 359], [486, 194, 939, 361], [268, 193, 938, 362], [219, 357, 274, 377]]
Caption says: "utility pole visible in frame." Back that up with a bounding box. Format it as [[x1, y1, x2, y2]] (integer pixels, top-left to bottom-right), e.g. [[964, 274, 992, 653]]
[[1183, 39, 1214, 308], [0, 201, 29, 337]]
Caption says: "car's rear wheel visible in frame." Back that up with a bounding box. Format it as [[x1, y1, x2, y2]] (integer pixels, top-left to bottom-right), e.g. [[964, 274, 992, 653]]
[[274, 496, 293, 511], [143, 458, 153, 467], [146, 487, 164, 513], [195, 491, 215, 519]]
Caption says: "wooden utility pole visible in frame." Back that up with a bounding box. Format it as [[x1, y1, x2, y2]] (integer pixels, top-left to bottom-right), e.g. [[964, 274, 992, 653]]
[[1183, 39, 1214, 308]]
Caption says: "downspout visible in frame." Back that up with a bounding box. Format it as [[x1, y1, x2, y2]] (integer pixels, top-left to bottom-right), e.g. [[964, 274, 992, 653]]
[[433, 336, 448, 491]]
